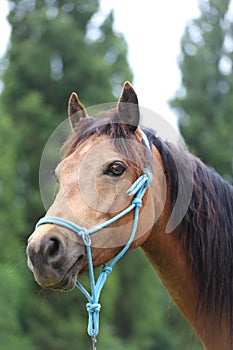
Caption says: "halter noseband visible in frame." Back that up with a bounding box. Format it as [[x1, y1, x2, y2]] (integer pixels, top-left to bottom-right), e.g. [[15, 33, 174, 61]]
[[35, 131, 152, 344]]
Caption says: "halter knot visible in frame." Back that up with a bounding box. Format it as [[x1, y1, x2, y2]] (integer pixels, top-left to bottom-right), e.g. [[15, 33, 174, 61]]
[[86, 302, 101, 314], [132, 198, 142, 208], [79, 228, 91, 246], [102, 266, 112, 275]]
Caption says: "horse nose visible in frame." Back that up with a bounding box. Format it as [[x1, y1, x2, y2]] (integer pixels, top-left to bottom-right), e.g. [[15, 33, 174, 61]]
[[43, 237, 64, 262], [27, 235, 65, 270]]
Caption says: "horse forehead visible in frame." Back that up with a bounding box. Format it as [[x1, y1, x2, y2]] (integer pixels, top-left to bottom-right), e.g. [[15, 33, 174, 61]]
[[78, 135, 115, 156], [63, 136, 122, 169]]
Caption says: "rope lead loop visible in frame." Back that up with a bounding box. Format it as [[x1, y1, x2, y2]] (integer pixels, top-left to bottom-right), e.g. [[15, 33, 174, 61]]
[[86, 303, 101, 337]]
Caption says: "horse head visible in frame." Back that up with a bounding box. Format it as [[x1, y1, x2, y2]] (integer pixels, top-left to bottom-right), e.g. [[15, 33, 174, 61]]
[[26, 82, 166, 291]]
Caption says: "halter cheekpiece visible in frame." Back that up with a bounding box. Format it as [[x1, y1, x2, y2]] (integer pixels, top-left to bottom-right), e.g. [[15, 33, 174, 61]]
[[36, 131, 152, 347]]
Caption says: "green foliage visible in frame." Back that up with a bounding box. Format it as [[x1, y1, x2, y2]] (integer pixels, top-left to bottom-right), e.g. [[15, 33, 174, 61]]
[[171, 0, 233, 183]]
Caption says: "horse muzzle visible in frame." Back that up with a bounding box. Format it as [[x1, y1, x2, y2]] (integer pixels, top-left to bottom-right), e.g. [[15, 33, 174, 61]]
[[26, 225, 86, 291]]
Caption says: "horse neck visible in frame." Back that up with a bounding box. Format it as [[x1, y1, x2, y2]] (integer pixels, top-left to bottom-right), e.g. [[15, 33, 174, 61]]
[[141, 146, 231, 350]]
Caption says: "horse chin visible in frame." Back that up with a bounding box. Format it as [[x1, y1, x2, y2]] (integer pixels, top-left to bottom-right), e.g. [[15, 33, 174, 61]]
[[37, 256, 86, 292], [46, 275, 77, 292]]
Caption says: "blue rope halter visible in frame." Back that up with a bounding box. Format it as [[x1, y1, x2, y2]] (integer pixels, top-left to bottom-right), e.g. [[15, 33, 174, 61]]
[[36, 131, 152, 342]]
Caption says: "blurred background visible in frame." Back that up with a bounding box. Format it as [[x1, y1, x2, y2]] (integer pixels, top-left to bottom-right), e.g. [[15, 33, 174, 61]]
[[0, 0, 232, 349]]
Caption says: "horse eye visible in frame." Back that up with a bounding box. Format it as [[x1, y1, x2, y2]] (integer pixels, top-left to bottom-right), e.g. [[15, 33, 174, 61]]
[[104, 161, 126, 177]]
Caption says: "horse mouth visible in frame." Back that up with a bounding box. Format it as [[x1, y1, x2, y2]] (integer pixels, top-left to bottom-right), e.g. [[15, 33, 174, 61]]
[[44, 255, 86, 291]]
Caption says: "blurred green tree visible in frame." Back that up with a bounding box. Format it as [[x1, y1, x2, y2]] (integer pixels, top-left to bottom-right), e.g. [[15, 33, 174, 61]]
[[171, 0, 233, 183], [0, 108, 34, 350]]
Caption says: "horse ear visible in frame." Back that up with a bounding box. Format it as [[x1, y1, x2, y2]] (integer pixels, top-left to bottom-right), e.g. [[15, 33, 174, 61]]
[[68, 92, 88, 131], [117, 81, 140, 133]]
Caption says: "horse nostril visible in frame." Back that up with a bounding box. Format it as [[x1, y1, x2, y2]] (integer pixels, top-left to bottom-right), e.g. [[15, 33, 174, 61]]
[[41, 236, 65, 267], [26, 235, 67, 272], [46, 238, 60, 257]]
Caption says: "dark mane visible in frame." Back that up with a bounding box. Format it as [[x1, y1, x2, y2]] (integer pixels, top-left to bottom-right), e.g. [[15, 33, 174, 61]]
[[64, 115, 233, 334], [145, 127, 233, 334]]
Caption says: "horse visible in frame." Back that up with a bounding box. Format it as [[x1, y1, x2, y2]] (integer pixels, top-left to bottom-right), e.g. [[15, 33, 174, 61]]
[[27, 82, 233, 349]]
